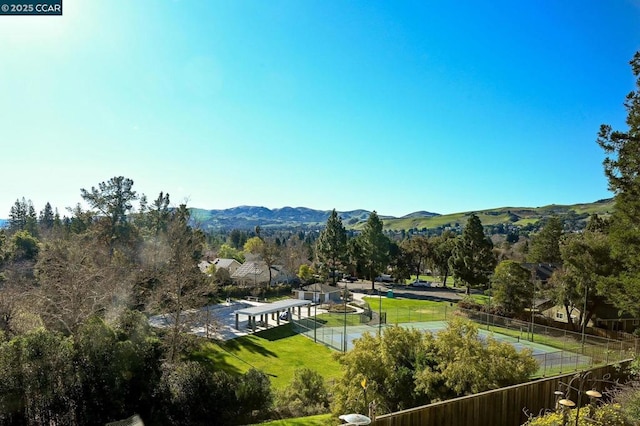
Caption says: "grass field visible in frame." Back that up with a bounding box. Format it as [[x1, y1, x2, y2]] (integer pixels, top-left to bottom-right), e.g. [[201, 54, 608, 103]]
[[363, 296, 451, 324], [250, 413, 335, 426], [192, 325, 342, 390]]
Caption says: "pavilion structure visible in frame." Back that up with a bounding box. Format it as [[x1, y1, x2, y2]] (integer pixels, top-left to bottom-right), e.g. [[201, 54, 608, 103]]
[[234, 299, 312, 332]]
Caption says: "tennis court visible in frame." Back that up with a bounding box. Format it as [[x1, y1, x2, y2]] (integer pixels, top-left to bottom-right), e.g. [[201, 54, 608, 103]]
[[295, 320, 591, 373]]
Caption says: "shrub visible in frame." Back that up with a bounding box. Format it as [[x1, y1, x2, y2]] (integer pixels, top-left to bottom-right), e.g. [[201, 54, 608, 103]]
[[275, 368, 331, 418]]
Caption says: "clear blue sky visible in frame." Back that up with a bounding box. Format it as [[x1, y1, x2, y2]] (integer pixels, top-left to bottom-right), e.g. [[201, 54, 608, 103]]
[[2, 0, 639, 218]]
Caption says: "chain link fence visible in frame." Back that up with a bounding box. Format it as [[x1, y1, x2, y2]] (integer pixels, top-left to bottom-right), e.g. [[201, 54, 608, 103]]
[[291, 303, 634, 376]]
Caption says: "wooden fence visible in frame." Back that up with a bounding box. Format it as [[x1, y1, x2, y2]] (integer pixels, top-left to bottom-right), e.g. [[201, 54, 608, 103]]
[[371, 362, 631, 426]]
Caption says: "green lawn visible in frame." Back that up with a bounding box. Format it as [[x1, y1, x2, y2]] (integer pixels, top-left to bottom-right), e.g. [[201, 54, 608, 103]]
[[192, 324, 343, 390], [250, 413, 335, 426], [468, 294, 490, 304], [363, 296, 452, 324], [298, 312, 363, 328]]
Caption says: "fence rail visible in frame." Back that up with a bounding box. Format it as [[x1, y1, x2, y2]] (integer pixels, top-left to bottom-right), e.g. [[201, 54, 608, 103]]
[[371, 362, 631, 426], [291, 305, 634, 374]]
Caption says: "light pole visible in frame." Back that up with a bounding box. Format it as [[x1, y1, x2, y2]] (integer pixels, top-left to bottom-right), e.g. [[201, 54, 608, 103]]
[[343, 283, 348, 352], [581, 284, 589, 353], [378, 286, 382, 336], [530, 266, 537, 342]]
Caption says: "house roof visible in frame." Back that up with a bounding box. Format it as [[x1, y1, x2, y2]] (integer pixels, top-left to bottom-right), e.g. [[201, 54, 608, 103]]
[[232, 261, 268, 279], [213, 258, 240, 269], [300, 283, 341, 293], [521, 263, 560, 282], [198, 260, 213, 273]]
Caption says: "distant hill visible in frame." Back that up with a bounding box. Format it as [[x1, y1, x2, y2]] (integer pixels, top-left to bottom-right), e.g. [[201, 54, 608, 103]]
[[0, 200, 614, 232], [188, 199, 614, 232], [189, 206, 405, 230], [378, 198, 615, 233]]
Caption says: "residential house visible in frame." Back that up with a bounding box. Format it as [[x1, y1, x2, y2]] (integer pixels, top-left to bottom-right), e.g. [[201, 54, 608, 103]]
[[212, 257, 241, 276], [521, 263, 559, 284], [294, 283, 342, 303], [231, 261, 293, 287]]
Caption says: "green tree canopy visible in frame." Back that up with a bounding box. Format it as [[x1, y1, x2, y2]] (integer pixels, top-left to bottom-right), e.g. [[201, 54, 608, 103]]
[[217, 243, 245, 263], [491, 260, 533, 317], [276, 368, 330, 417], [527, 216, 564, 264], [8, 198, 37, 236], [38, 202, 55, 232], [332, 319, 537, 416], [449, 214, 496, 289], [80, 176, 138, 254], [297, 264, 314, 283], [597, 51, 640, 316], [359, 211, 390, 290], [244, 236, 264, 255], [316, 209, 348, 285], [402, 236, 432, 279], [556, 230, 618, 330], [10, 230, 39, 261], [430, 231, 456, 286]]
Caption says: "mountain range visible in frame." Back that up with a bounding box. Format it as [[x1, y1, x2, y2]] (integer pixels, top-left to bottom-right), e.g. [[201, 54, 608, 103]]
[[0, 199, 614, 232], [189, 198, 614, 232]]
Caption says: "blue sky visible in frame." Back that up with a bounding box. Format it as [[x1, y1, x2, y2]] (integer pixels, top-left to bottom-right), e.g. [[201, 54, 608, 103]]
[[2, 1, 639, 218]]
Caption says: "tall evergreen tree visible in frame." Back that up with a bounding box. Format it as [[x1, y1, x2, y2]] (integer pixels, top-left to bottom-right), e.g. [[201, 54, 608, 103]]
[[38, 202, 55, 231], [8, 198, 28, 233], [596, 51, 640, 315], [24, 203, 38, 237], [449, 214, 496, 290], [491, 260, 533, 317], [359, 211, 390, 290], [527, 216, 564, 264], [80, 176, 138, 254], [316, 209, 348, 285]]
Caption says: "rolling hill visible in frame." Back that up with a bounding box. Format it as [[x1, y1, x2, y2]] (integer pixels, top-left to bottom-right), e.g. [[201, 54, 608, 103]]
[[188, 199, 615, 232]]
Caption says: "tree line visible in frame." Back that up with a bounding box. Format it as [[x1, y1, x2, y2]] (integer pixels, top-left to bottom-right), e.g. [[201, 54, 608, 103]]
[[0, 178, 279, 424], [1, 49, 639, 424]]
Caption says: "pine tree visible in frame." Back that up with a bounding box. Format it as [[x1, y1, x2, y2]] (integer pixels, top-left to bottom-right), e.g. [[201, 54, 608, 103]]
[[80, 176, 138, 255], [597, 51, 640, 315], [527, 216, 563, 264], [316, 209, 348, 285], [360, 211, 390, 290], [449, 213, 496, 290], [39, 202, 55, 230], [8, 198, 28, 232]]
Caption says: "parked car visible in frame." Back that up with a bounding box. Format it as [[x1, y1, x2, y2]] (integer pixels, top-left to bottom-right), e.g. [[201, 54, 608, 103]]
[[375, 274, 393, 283], [411, 279, 432, 287]]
